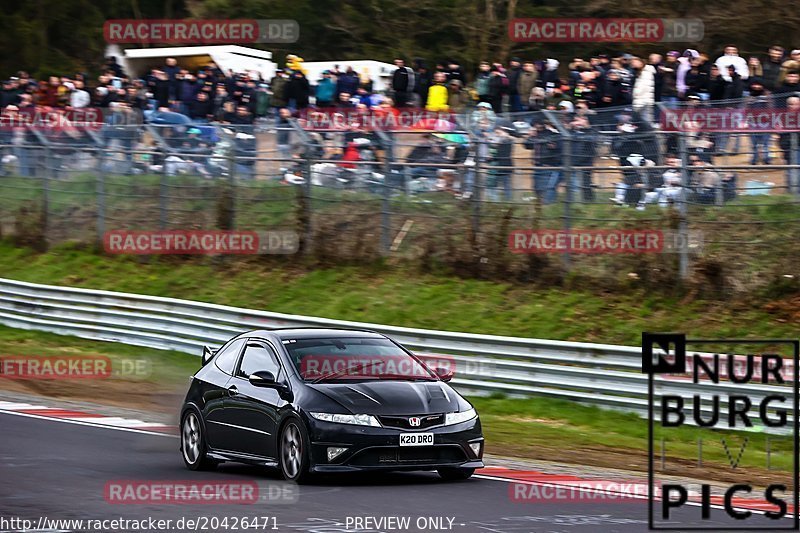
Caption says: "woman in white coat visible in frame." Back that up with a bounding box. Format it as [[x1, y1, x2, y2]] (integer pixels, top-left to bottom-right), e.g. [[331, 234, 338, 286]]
[[631, 57, 656, 124]]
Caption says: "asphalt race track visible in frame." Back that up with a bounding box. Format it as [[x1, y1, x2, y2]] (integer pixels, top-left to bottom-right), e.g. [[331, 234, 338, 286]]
[[0, 411, 794, 533]]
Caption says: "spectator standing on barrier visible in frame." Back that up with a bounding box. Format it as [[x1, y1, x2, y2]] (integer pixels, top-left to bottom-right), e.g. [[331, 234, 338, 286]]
[[518, 62, 538, 111], [568, 114, 597, 202], [315, 71, 335, 107], [390, 59, 415, 107], [632, 56, 656, 123], [487, 126, 513, 201]]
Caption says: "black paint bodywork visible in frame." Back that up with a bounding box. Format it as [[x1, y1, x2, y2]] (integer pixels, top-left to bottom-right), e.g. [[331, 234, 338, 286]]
[[180, 328, 484, 473]]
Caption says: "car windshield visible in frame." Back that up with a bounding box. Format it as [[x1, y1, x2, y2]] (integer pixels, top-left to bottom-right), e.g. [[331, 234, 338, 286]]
[[284, 337, 436, 382]]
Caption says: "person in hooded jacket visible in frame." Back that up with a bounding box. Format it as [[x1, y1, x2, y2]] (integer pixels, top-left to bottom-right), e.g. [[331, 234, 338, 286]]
[[287, 70, 310, 110], [540, 59, 560, 93]]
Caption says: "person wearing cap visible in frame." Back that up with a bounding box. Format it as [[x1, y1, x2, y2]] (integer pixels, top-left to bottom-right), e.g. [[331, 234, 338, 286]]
[[714, 45, 749, 83], [269, 69, 289, 111], [314, 71, 336, 108]]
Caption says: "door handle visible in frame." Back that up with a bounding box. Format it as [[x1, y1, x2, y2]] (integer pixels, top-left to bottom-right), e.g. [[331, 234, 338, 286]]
[[228, 386, 239, 397]]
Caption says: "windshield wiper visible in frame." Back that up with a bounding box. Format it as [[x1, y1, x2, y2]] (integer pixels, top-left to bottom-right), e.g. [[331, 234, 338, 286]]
[[312, 360, 385, 384]]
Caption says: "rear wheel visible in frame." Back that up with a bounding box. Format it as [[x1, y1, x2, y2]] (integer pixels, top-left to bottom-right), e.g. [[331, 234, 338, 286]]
[[437, 467, 475, 480], [181, 411, 217, 471], [280, 419, 311, 483]]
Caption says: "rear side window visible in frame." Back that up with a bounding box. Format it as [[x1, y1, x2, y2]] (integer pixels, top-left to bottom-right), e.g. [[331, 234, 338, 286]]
[[214, 339, 245, 375]]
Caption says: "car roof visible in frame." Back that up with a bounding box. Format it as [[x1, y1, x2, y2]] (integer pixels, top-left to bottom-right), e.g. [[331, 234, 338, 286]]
[[235, 328, 387, 341]]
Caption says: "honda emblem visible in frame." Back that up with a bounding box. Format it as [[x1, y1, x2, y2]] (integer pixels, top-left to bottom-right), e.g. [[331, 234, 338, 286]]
[[408, 417, 421, 427]]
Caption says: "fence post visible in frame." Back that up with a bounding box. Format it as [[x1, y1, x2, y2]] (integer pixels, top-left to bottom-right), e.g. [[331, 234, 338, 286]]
[[472, 136, 485, 250], [677, 133, 690, 281], [562, 130, 573, 271], [96, 147, 106, 246], [791, 133, 798, 195], [159, 169, 168, 230], [380, 133, 394, 255], [41, 143, 51, 249]]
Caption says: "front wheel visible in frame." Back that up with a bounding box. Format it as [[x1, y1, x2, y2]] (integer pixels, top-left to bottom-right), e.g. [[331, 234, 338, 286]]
[[437, 467, 475, 480], [279, 419, 311, 483], [181, 411, 217, 471]]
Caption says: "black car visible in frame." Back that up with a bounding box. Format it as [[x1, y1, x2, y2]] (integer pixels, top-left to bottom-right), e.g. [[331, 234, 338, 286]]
[[180, 328, 484, 482]]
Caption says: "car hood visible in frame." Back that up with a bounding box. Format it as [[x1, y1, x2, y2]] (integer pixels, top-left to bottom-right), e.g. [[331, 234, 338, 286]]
[[306, 380, 464, 416]]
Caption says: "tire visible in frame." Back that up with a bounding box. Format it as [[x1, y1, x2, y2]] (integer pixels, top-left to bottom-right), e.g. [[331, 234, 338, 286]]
[[437, 467, 475, 481], [279, 418, 312, 483], [181, 411, 217, 471]]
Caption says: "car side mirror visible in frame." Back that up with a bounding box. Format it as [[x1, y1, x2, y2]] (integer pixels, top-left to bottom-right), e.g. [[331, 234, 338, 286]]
[[201, 345, 215, 366], [434, 366, 455, 382], [249, 370, 277, 387]]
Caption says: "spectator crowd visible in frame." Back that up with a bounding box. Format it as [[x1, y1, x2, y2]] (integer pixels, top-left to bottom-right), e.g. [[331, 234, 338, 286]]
[[2, 44, 800, 204]]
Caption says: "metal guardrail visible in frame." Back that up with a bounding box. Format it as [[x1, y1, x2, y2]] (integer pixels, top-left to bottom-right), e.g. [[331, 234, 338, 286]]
[[0, 277, 792, 432]]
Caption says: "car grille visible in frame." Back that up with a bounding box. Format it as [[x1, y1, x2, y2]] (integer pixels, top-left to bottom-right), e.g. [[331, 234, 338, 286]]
[[378, 414, 445, 430], [348, 446, 466, 466]]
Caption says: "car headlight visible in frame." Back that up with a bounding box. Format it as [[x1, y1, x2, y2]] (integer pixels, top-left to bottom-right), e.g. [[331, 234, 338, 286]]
[[309, 412, 381, 427], [444, 408, 477, 426]]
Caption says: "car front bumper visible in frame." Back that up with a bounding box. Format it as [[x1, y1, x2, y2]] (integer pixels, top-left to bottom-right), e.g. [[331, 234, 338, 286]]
[[306, 416, 484, 472]]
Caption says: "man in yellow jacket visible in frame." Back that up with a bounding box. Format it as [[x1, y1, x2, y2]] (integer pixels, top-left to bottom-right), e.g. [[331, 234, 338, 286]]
[[425, 72, 449, 111]]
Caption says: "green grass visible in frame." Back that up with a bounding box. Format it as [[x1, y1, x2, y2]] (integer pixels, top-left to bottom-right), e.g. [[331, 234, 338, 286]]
[[0, 241, 795, 345]]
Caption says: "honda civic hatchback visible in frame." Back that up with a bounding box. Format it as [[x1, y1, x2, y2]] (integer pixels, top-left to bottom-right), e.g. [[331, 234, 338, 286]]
[[180, 328, 484, 483]]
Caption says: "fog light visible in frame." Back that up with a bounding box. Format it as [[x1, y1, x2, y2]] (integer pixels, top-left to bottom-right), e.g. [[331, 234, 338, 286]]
[[327, 447, 348, 462], [469, 442, 482, 457]]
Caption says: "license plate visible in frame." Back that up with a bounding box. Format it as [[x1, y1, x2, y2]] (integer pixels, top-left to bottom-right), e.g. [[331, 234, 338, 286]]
[[399, 432, 434, 446]]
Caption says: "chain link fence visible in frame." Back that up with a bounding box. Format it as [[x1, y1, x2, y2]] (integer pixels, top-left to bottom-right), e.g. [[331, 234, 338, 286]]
[[1, 97, 799, 296]]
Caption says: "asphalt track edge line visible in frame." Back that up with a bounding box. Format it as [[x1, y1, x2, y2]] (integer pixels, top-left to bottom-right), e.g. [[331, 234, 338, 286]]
[[0, 409, 178, 438]]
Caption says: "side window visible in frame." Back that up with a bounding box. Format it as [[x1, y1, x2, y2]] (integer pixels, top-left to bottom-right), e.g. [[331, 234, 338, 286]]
[[214, 338, 245, 375], [238, 342, 281, 379]]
